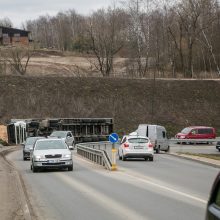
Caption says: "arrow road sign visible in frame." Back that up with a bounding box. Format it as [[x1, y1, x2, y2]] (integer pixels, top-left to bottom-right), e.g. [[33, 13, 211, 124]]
[[109, 133, 119, 143]]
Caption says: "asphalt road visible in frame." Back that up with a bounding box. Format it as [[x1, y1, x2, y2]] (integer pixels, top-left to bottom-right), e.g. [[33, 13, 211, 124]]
[[7, 149, 219, 220]]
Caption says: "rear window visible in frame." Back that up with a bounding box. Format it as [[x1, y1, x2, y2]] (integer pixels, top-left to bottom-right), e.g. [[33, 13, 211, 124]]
[[128, 138, 149, 143]]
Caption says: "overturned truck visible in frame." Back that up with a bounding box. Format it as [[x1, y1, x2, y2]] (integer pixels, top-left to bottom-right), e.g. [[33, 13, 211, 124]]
[[8, 118, 114, 144]]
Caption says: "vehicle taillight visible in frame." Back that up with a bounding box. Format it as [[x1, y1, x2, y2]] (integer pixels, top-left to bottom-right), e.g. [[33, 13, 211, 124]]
[[148, 142, 153, 148], [124, 143, 129, 148]]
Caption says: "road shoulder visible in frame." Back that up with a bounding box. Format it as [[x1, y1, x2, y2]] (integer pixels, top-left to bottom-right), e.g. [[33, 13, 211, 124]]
[[0, 146, 32, 220]]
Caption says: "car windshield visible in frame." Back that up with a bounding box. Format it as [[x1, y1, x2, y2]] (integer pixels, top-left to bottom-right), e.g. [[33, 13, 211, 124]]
[[181, 127, 191, 134], [35, 140, 68, 150], [50, 131, 67, 138], [128, 138, 149, 143]]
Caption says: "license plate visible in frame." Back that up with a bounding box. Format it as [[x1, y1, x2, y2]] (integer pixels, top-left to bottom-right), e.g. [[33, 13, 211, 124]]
[[48, 160, 58, 163], [134, 146, 143, 149]]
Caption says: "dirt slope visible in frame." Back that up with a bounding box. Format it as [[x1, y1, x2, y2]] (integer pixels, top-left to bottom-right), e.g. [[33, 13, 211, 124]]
[[0, 76, 220, 136]]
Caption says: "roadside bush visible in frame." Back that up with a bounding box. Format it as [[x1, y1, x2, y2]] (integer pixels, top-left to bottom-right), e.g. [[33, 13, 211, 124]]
[[0, 139, 9, 146]]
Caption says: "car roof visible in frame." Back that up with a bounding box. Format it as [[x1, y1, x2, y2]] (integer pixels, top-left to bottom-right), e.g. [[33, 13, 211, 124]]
[[36, 138, 62, 142], [186, 126, 214, 129], [51, 130, 71, 133], [123, 135, 149, 139]]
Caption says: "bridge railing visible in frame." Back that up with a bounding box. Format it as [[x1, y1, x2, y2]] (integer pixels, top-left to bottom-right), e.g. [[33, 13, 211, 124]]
[[76, 142, 112, 170]]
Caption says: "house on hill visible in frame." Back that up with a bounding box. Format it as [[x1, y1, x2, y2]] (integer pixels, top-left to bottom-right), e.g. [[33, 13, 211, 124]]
[[0, 26, 31, 46]]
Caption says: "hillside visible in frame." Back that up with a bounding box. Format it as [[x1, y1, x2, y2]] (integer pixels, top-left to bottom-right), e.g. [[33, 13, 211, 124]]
[[0, 76, 220, 137]]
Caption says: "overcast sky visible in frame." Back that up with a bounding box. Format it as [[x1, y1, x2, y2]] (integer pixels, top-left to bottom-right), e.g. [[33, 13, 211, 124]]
[[0, 0, 113, 28]]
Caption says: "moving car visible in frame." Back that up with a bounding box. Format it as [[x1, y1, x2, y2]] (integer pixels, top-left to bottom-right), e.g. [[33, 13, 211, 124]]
[[118, 135, 154, 161], [49, 130, 75, 149], [134, 124, 169, 153], [216, 142, 220, 152], [206, 172, 220, 220], [30, 138, 73, 172], [176, 126, 216, 140], [22, 136, 45, 160]]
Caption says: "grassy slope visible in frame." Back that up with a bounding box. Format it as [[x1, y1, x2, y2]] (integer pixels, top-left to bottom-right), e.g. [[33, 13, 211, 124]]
[[0, 76, 220, 137]]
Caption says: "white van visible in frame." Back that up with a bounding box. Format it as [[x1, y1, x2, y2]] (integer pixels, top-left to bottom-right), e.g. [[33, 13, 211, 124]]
[[135, 124, 169, 153]]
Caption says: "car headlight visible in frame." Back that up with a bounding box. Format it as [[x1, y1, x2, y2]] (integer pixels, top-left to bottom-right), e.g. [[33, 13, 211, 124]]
[[34, 155, 44, 160], [63, 154, 71, 159]]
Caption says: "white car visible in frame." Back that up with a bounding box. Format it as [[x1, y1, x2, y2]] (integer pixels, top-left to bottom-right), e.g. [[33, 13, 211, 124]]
[[118, 135, 154, 161], [30, 138, 73, 172]]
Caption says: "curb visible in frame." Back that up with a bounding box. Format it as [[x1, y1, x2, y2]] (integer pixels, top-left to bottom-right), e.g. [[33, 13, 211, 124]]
[[168, 152, 220, 169], [0, 146, 32, 220]]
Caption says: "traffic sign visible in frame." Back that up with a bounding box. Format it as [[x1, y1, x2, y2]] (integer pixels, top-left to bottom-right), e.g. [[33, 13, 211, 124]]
[[109, 133, 119, 143]]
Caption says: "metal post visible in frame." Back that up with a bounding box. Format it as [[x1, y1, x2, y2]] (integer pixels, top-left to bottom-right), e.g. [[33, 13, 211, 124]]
[[111, 143, 117, 171]]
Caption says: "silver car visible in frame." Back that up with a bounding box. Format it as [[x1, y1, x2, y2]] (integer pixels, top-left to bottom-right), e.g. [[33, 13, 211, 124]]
[[49, 131, 75, 149], [118, 135, 154, 161], [30, 138, 73, 172]]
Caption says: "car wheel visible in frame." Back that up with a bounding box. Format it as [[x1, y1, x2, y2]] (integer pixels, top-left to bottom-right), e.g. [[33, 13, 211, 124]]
[[149, 157, 154, 162], [122, 154, 126, 161], [32, 165, 38, 173], [72, 142, 75, 150], [218, 149, 220, 152], [23, 156, 26, 161], [118, 150, 122, 160], [156, 146, 160, 154], [68, 165, 73, 171], [165, 146, 170, 153], [144, 158, 148, 161]]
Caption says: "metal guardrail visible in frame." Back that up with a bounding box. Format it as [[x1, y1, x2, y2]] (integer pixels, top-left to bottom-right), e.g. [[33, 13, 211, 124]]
[[76, 143, 112, 170], [169, 138, 220, 144]]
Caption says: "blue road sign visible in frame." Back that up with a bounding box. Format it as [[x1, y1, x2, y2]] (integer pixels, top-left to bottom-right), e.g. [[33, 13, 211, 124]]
[[109, 133, 119, 143]]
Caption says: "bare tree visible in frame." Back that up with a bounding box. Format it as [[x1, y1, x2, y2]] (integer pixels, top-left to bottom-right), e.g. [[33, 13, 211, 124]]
[[6, 47, 34, 75], [87, 8, 125, 77]]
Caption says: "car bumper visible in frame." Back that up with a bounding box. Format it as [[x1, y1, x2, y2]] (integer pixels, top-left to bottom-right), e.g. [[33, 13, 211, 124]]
[[216, 146, 220, 150], [33, 160, 73, 169], [123, 153, 153, 158]]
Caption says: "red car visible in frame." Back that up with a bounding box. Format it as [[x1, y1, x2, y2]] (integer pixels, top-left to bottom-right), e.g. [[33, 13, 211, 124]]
[[176, 126, 216, 139]]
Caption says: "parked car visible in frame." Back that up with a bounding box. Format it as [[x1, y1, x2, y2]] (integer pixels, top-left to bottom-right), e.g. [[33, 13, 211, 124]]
[[22, 136, 45, 160], [175, 126, 216, 142], [216, 142, 220, 152], [49, 131, 75, 149], [206, 172, 220, 220], [30, 138, 73, 172], [118, 135, 154, 161], [134, 124, 169, 153]]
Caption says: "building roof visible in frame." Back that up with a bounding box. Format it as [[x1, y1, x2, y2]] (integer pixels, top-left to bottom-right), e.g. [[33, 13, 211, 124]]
[[0, 26, 30, 34]]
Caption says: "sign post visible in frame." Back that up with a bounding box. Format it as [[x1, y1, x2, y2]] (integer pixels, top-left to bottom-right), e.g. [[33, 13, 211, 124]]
[[109, 133, 119, 171]]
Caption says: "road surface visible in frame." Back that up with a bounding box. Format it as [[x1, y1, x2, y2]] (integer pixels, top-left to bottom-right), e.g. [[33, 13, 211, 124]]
[[7, 149, 219, 220]]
